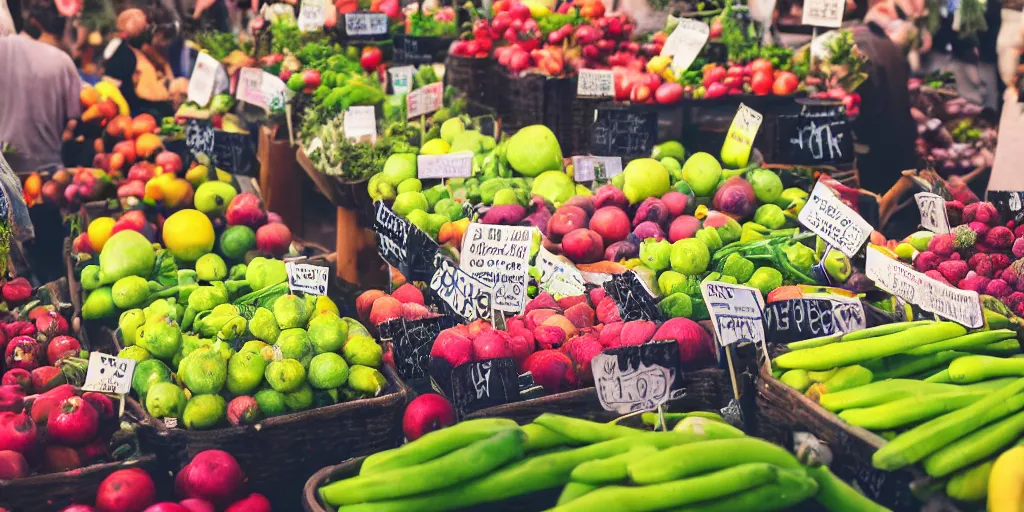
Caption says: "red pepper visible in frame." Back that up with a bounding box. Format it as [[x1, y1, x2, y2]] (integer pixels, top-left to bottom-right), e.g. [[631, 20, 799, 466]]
[[360, 46, 383, 73], [4, 321, 36, 341], [1, 278, 31, 304]]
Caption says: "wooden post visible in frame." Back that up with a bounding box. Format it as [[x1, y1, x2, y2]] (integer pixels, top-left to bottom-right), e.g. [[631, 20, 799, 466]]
[[335, 206, 361, 284]]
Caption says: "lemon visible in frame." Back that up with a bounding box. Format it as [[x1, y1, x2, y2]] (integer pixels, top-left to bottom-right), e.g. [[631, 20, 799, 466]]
[[87, 217, 116, 252], [420, 139, 450, 155], [162, 209, 215, 262]]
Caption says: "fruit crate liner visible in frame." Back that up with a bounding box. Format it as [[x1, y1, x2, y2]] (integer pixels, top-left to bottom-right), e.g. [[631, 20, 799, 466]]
[[498, 72, 577, 152], [446, 55, 495, 105]]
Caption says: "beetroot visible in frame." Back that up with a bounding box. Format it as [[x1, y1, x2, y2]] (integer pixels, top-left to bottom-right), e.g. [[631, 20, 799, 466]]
[[651, 318, 715, 365], [47, 335, 82, 365], [48, 396, 99, 447], [711, 176, 757, 219], [0, 411, 36, 454], [96, 468, 157, 512], [522, 350, 579, 393], [175, 450, 245, 506], [5, 336, 40, 371], [225, 494, 271, 512], [1, 278, 31, 304]]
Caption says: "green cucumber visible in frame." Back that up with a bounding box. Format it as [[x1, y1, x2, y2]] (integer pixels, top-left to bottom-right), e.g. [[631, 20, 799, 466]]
[[669, 471, 820, 512], [946, 460, 994, 502], [786, 333, 841, 351], [839, 321, 931, 342], [973, 338, 1024, 356], [571, 445, 658, 484], [818, 380, 960, 412], [807, 368, 840, 383], [837, 391, 987, 431], [949, 355, 1024, 383], [627, 438, 800, 485], [320, 429, 526, 506], [533, 413, 643, 444], [811, 365, 873, 397], [870, 351, 970, 380], [925, 369, 952, 383], [775, 322, 967, 370], [923, 409, 1024, 477], [806, 465, 891, 512], [904, 330, 1016, 356], [640, 411, 726, 430], [359, 418, 518, 474]]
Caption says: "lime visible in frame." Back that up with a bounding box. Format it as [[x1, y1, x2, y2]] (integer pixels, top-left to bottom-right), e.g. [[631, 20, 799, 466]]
[[182, 394, 226, 429], [219, 225, 256, 261], [180, 350, 227, 394], [308, 312, 347, 354], [342, 336, 383, 368], [145, 382, 186, 419], [227, 350, 267, 396], [118, 309, 146, 346], [308, 353, 349, 389], [273, 295, 309, 330], [240, 340, 269, 354], [118, 345, 151, 362], [137, 315, 183, 361], [283, 383, 314, 411], [276, 328, 314, 368], [265, 359, 306, 393], [132, 359, 172, 398], [254, 388, 287, 417]]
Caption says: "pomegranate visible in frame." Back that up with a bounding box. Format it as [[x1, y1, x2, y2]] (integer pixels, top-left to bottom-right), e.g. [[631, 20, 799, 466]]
[[5, 336, 40, 371], [175, 450, 245, 506], [224, 493, 271, 512], [47, 335, 82, 364], [96, 468, 156, 512], [48, 396, 99, 446], [402, 394, 455, 441], [0, 411, 36, 454]]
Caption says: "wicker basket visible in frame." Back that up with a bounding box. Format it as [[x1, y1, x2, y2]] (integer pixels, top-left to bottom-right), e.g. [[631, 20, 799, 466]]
[[498, 72, 577, 151], [446, 55, 494, 105], [301, 456, 563, 512]]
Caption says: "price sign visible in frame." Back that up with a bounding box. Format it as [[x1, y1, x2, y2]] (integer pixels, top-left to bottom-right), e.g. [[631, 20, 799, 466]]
[[82, 352, 137, 394], [461, 224, 534, 313], [592, 341, 684, 414], [298, 0, 327, 31], [389, 65, 416, 95], [571, 156, 623, 182], [535, 247, 587, 298], [450, 358, 520, 419], [185, 119, 215, 159], [187, 52, 221, 106], [701, 282, 766, 347], [591, 107, 658, 157], [236, 67, 290, 112], [660, 18, 710, 73], [725, 103, 764, 155], [778, 102, 853, 165], [430, 255, 494, 322], [603, 271, 663, 322], [577, 69, 615, 98], [926, 277, 984, 329], [417, 151, 474, 179], [285, 262, 329, 295], [916, 192, 951, 234], [344, 106, 378, 142], [372, 202, 438, 281], [798, 181, 873, 258], [378, 316, 443, 380], [345, 12, 389, 36], [764, 297, 866, 344], [802, 0, 845, 28], [407, 82, 444, 119]]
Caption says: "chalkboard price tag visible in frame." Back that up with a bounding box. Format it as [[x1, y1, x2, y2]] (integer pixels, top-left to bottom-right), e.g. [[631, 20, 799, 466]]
[[778, 102, 853, 165], [83, 352, 137, 394], [592, 341, 684, 414], [915, 192, 951, 234], [373, 202, 439, 281], [417, 151, 474, 179], [798, 181, 873, 258], [571, 156, 623, 182], [603, 271, 664, 322], [461, 224, 534, 313], [407, 82, 444, 119], [430, 255, 494, 322], [701, 282, 766, 347], [764, 297, 866, 344], [285, 262, 329, 295], [591, 107, 658, 157], [345, 12, 389, 36], [379, 316, 443, 380], [185, 119, 215, 160], [577, 69, 615, 98], [450, 358, 520, 419]]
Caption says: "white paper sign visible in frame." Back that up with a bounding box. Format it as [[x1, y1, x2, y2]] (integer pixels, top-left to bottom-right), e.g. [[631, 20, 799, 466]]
[[592, 351, 678, 414], [535, 247, 587, 298], [577, 69, 615, 98], [927, 277, 985, 329], [236, 67, 290, 112], [430, 256, 494, 321], [571, 156, 623, 182], [915, 192, 951, 234], [661, 18, 710, 74], [345, 12, 388, 36], [417, 151, 474, 179], [701, 282, 766, 347], [187, 52, 222, 107], [798, 181, 873, 258], [802, 0, 845, 28], [461, 224, 534, 313], [298, 0, 327, 32], [407, 82, 444, 119], [82, 352, 137, 395], [344, 105, 378, 141], [286, 262, 329, 296], [389, 65, 416, 95]]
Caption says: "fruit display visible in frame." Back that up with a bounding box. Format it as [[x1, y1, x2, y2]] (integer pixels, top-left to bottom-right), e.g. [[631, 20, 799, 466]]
[[772, 317, 1024, 506], [909, 78, 996, 175], [312, 413, 888, 510]]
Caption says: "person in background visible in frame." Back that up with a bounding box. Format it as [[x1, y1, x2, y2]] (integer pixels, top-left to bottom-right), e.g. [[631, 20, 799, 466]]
[[104, 8, 173, 117], [997, 0, 1024, 94], [0, 0, 82, 172], [0, 0, 15, 36]]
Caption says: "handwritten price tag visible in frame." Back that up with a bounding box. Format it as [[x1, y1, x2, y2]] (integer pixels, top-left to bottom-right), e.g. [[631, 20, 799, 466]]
[[389, 65, 415, 95], [571, 156, 623, 182], [592, 341, 683, 414], [83, 352, 137, 394], [535, 247, 587, 298], [701, 282, 766, 347], [577, 69, 615, 98], [915, 192, 951, 234], [661, 18, 710, 74], [345, 12, 389, 36], [236, 67, 290, 112], [298, 0, 327, 31], [461, 224, 534, 313], [407, 82, 444, 119], [802, 0, 845, 27], [417, 151, 474, 179], [187, 52, 221, 107], [430, 256, 494, 322], [344, 105, 378, 142], [725, 103, 764, 151], [798, 181, 873, 258], [286, 262, 329, 295]]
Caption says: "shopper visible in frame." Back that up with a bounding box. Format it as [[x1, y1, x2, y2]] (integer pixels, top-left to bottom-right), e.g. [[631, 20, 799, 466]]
[[0, 0, 82, 172], [103, 8, 173, 118], [997, 0, 1024, 92]]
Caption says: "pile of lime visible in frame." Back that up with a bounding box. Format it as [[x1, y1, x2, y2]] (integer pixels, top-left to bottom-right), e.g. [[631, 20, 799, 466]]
[[123, 294, 388, 430]]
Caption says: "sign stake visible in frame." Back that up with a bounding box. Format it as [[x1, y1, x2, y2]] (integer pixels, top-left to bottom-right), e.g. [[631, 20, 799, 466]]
[[724, 345, 741, 400]]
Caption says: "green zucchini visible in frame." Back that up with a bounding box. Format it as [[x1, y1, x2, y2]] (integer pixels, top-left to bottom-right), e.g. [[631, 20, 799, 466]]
[[963, 377, 1020, 391], [807, 368, 840, 382], [775, 322, 967, 370], [640, 411, 726, 430], [839, 320, 932, 342], [627, 437, 801, 485], [320, 429, 527, 506], [925, 369, 952, 383], [571, 445, 658, 484], [923, 408, 1024, 477], [806, 465, 892, 512], [819, 365, 873, 393], [818, 380, 960, 412], [872, 378, 1024, 471], [359, 418, 519, 475], [904, 330, 1016, 356], [837, 391, 987, 430], [948, 355, 1024, 383], [668, 471, 820, 512], [946, 460, 994, 502]]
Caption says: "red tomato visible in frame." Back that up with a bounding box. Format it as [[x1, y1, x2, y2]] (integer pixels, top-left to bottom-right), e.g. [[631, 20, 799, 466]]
[[750, 58, 773, 75], [772, 71, 799, 95], [360, 46, 383, 72], [751, 71, 773, 96]]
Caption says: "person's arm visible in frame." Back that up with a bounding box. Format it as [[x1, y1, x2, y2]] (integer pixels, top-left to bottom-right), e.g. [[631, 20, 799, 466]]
[[65, 59, 83, 122]]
